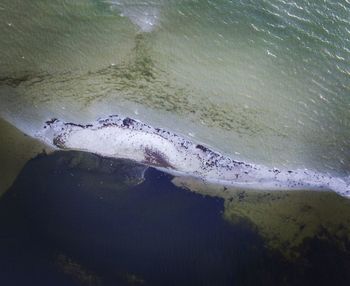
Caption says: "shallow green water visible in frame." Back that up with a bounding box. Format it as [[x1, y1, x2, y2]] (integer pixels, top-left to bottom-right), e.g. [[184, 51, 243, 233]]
[[0, 0, 349, 176], [1, 2, 350, 283]]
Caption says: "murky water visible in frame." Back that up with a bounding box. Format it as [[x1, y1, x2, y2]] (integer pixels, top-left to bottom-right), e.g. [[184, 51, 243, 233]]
[[1, 1, 350, 283], [0, 0, 349, 176], [1, 151, 350, 286]]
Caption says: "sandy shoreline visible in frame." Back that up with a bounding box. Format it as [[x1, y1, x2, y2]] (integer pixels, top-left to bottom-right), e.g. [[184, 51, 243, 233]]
[[37, 115, 350, 197]]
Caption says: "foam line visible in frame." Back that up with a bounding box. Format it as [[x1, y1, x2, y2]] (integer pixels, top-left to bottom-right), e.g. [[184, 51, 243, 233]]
[[36, 115, 350, 198]]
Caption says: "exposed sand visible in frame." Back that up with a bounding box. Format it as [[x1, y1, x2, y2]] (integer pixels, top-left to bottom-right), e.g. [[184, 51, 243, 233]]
[[38, 115, 350, 197]]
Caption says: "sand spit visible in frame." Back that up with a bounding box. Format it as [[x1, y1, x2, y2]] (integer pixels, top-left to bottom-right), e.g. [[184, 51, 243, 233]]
[[35, 114, 350, 198]]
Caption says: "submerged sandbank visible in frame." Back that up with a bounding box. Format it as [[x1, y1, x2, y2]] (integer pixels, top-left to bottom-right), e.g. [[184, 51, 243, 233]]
[[1, 150, 350, 285], [0, 118, 51, 195], [173, 176, 350, 259]]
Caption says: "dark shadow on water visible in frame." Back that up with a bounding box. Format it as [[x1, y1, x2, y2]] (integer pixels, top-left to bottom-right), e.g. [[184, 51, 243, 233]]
[[0, 151, 350, 285]]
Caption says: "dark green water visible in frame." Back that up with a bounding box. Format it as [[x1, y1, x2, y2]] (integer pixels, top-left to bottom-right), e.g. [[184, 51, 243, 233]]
[[1, 151, 350, 286]]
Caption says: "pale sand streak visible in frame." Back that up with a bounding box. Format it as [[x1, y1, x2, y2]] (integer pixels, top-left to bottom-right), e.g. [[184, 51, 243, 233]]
[[36, 115, 350, 198]]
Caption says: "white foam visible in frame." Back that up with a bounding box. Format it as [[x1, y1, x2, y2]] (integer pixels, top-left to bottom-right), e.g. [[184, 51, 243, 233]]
[[108, 0, 160, 32], [36, 115, 350, 198]]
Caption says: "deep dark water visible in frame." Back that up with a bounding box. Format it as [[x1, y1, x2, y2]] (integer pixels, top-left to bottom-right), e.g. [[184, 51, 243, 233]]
[[1, 151, 350, 286]]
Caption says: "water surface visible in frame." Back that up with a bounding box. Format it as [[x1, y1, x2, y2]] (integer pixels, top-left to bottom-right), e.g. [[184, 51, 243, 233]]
[[1, 151, 350, 285], [0, 0, 349, 176]]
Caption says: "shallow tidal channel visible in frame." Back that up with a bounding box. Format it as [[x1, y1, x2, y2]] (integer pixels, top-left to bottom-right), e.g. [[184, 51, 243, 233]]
[[1, 151, 350, 286]]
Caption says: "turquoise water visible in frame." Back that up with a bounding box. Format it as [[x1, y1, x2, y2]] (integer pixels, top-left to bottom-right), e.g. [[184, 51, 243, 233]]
[[0, 0, 349, 176]]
